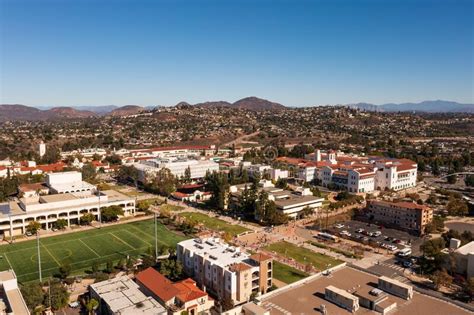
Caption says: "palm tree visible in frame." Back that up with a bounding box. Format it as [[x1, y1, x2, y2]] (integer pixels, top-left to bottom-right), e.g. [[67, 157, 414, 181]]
[[85, 298, 98, 315]]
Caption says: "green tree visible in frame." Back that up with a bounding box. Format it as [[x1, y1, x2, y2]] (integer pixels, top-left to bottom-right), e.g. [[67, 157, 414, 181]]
[[26, 221, 41, 234], [85, 298, 99, 315], [446, 197, 468, 216], [159, 259, 184, 281], [146, 168, 177, 196], [45, 281, 70, 310], [465, 175, 474, 187], [81, 163, 97, 181], [184, 166, 192, 183], [101, 205, 124, 222], [105, 260, 114, 273], [91, 261, 99, 274], [431, 269, 453, 290], [80, 213, 95, 225], [55, 218, 68, 230], [58, 262, 71, 279], [20, 283, 44, 312]]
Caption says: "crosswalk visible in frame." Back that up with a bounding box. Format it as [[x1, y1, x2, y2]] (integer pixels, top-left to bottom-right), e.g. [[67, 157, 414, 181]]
[[262, 301, 292, 315], [378, 261, 405, 272]]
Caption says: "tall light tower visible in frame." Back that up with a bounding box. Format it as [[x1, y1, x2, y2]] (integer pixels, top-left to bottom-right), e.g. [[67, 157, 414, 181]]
[[37, 231, 42, 282]]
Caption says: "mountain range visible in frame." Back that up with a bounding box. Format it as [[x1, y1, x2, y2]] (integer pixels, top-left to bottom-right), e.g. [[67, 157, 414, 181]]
[[0, 98, 472, 121], [348, 100, 474, 113]]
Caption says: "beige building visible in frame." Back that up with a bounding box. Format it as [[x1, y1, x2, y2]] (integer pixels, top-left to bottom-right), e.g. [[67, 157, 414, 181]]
[[177, 237, 272, 306], [0, 172, 136, 237], [0, 270, 30, 314], [366, 200, 433, 235]]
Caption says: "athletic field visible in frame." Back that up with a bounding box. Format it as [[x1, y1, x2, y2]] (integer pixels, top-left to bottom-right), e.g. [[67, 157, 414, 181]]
[[0, 219, 187, 282]]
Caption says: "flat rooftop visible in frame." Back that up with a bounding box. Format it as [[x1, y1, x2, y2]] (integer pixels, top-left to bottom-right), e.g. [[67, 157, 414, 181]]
[[456, 241, 474, 255], [261, 266, 471, 315], [179, 237, 252, 269], [90, 276, 166, 314]]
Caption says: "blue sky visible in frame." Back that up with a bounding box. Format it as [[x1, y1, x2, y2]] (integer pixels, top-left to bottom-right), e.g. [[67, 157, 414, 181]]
[[0, 0, 472, 107]]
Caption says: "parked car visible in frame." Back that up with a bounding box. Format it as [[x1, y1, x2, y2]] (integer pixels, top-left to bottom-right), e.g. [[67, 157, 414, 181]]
[[403, 261, 413, 268], [341, 230, 351, 237], [335, 223, 345, 229], [356, 228, 364, 233], [25, 231, 32, 237]]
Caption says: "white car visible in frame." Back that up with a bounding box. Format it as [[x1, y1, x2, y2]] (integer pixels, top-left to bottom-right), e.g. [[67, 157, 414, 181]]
[[335, 224, 344, 229], [341, 230, 351, 237]]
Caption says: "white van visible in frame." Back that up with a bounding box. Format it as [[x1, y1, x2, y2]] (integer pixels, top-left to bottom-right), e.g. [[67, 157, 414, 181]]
[[397, 247, 412, 257]]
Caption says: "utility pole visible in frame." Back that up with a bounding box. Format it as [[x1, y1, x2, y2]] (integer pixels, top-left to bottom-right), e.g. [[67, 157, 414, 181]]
[[37, 231, 42, 282], [154, 213, 158, 259]]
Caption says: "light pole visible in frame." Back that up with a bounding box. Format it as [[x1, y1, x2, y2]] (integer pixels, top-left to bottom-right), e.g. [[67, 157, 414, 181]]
[[154, 213, 158, 259], [37, 231, 42, 282], [98, 188, 102, 228]]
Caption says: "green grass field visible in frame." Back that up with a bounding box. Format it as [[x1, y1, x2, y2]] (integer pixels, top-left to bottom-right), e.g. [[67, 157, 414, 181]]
[[265, 241, 342, 271], [0, 219, 187, 283], [272, 261, 308, 284], [179, 212, 249, 236]]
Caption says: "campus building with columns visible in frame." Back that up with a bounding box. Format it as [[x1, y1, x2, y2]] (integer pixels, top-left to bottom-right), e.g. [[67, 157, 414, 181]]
[[0, 171, 136, 238]]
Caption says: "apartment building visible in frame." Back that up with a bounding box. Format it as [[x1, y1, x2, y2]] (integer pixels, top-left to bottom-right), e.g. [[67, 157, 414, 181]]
[[367, 200, 433, 235], [177, 237, 272, 306], [0, 172, 136, 237], [229, 180, 324, 218], [136, 267, 214, 315], [135, 157, 219, 181]]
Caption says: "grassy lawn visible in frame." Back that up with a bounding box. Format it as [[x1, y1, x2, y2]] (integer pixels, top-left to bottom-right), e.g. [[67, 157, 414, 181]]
[[272, 261, 308, 284], [0, 219, 187, 283], [179, 212, 249, 237], [160, 204, 184, 212], [265, 241, 342, 270]]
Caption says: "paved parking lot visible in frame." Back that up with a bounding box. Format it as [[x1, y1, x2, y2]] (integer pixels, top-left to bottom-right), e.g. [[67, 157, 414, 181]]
[[327, 220, 423, 255]]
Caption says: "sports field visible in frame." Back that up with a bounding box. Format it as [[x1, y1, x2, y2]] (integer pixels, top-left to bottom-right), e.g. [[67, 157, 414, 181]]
[[0, 219, 187, 283]]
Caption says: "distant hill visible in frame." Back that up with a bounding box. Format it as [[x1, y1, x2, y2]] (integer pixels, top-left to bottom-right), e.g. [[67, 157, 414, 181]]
[[189, 96, 286, 110], [73, 105, 118, 114], [349, 100, 474, 113], [48, 107, 97, 118], [107, 105, 145, 116], [0, 104, 97, 121]]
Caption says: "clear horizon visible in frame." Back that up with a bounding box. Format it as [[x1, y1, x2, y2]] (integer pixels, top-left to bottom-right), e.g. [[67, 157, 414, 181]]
[[1, 0, 473, 107]]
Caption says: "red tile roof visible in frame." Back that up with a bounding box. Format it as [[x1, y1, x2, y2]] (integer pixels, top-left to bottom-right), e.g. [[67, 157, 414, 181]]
[[135, 267, 179, 302], [37, 162, 65, 172], [136, 267, 208, 304], [250, 253, 272, 262], [174, 278, 207, 303]]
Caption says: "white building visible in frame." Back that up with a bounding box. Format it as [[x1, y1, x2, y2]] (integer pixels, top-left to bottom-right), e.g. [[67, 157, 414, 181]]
[[0, 270, 30, 314], [269, 168, 288, 181], [0, 166, 7, 178], [90, 276, 166, 315], [277, 151, 417, 193], [135, 158, 219, 181], [46, 171, 96, 194], [39, 141, 46, 158], [0, 172, 136, 237], [230, 180, 324, 218], [372, 158, 417, 191]]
